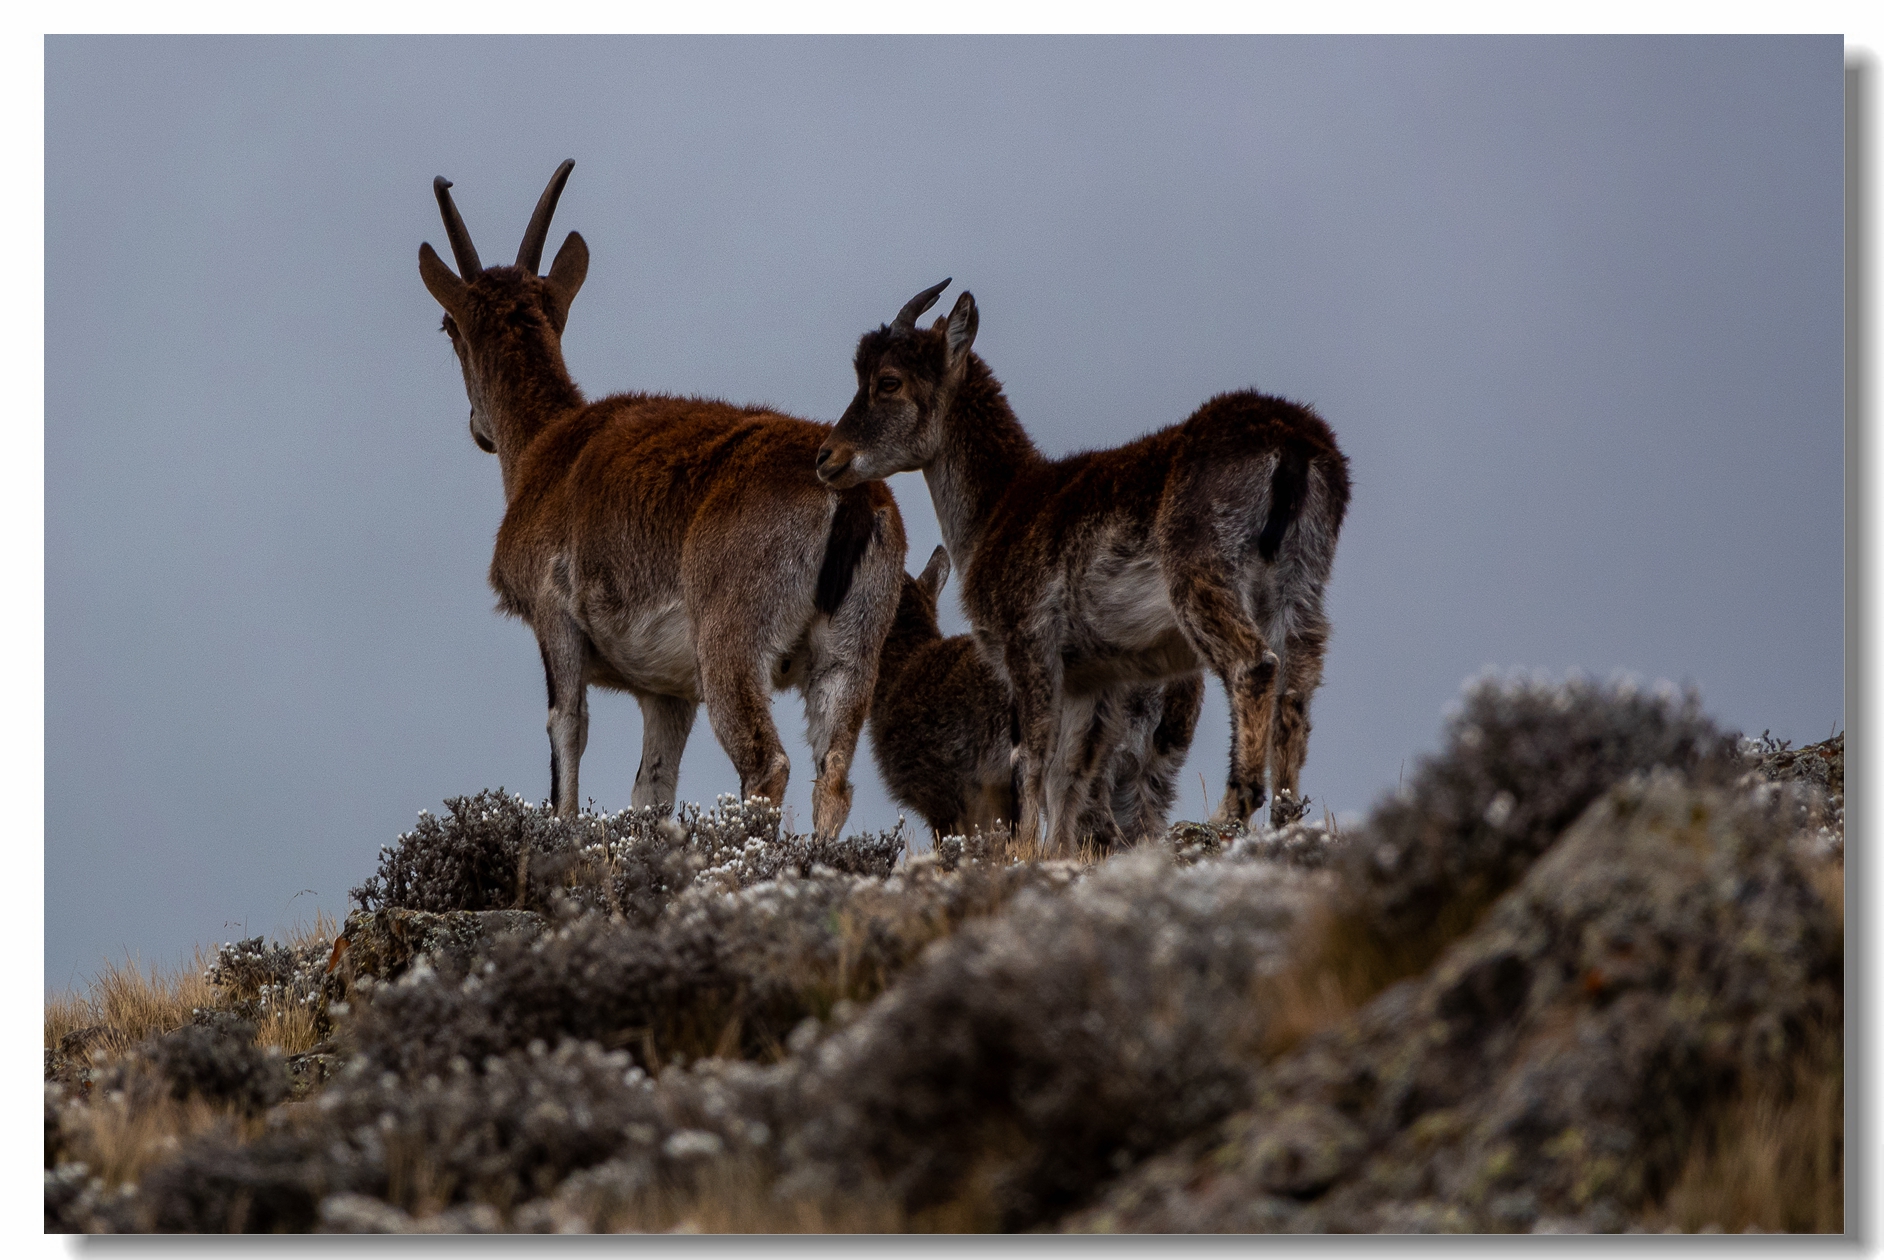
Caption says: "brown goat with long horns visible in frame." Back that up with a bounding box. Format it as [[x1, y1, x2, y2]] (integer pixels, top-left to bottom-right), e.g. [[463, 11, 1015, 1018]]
[[418, 161, 905, 838], [819, 281, 1348, 854]]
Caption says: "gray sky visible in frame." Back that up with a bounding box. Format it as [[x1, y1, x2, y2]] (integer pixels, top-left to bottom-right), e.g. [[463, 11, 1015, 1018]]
[[46, 36, 1844, 989]]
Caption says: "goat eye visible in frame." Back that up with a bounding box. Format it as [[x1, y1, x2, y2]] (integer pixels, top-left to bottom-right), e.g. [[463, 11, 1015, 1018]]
[[878, 377, 900, 395]]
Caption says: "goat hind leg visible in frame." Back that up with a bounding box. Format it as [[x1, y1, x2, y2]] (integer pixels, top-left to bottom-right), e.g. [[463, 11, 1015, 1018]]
[[1268, 619, 1328, 827], [1167, 565, 1278, 828], [801, 652, 869, 843], [699, 647, 790, 811]]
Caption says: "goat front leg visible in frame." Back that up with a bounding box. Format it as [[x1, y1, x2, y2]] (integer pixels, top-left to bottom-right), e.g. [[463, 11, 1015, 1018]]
[[1110, 673, 1205, 844], [537, 621, 589, 817], [633, 693, 696, 811], [1049, 688, 1129, 856], [1001, 639, 1062, 855]]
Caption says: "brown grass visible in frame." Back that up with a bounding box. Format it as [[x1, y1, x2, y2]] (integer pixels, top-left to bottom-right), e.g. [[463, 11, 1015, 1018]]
[[1248, 885, 1491, 1061], [46, 950, 217, 1056], [47, 913, 344, 1201], [934, 820, 1112, 869], [53, 1082, 268, 1193], [1647, 1007, 1844, 1233], [49, 911, 341, 1060]]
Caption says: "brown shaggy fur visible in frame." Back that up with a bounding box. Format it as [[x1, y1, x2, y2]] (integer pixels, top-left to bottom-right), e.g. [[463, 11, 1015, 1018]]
[[869, 547, 1204, 849], [419, 162, 905, 839], [820, 282, 1347, 852]]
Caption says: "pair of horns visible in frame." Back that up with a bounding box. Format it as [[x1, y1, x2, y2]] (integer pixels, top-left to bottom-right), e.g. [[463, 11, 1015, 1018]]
[[893, 278, 951, 332], [433, 158, 575, 279]]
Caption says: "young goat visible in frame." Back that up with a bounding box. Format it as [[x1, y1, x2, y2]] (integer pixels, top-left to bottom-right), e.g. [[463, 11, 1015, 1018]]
[[418, 161, 905, 839], [870, 546, 1205, 849], [868, 546, 1015, 842], [819, 281, 1348, 853]]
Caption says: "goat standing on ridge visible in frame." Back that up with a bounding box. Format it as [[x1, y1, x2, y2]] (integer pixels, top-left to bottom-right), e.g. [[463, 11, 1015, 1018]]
[[871, 546, 1203, 848], [818, 281, 1348, 854], [417, 161, 906, 839]]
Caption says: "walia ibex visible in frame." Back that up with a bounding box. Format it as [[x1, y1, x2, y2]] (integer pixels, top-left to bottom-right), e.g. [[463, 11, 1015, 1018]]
[[418, 161, 905, 839], [868, 546, 1015, 841], [871, 546, 1205, 849], [820, 281, 1348, 853]]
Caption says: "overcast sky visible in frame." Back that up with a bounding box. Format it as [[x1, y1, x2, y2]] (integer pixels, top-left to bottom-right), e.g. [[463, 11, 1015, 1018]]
[[45, 36, 1844, 989]]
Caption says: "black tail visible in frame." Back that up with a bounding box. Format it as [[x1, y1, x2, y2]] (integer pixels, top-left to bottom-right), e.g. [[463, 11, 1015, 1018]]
[[1255, 451, 1309, 563], [815, 485, 879, 615]]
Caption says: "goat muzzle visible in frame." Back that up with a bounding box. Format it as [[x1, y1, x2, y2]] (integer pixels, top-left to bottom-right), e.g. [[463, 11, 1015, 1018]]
[[815, 440, 855, 488]]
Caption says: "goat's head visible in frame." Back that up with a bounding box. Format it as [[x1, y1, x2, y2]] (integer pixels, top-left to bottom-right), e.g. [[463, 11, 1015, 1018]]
[[817, 280, 978, 489], [418, 159, 590, 454], [886, 545, 953, 656], [905, 544, 951, 623]]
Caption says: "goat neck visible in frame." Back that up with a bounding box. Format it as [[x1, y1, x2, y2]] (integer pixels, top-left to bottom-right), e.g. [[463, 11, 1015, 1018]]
[[448, 270, 587, 504], [925, 354, 1041, 561]]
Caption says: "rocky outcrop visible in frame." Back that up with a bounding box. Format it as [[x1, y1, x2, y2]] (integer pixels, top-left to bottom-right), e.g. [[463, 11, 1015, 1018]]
[[1072, 770, 1842, 1232]]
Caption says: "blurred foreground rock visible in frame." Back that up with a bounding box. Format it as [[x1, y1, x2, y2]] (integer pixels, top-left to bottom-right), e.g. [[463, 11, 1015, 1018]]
[[1073, 769, 1842, 1232]]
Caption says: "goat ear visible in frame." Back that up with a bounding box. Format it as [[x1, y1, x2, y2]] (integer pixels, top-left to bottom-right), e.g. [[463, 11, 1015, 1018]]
[[546, 230, 589, 310], [945, 291, 978, 369], [419, 242, 469, 318], [918, 545, 951, 599]]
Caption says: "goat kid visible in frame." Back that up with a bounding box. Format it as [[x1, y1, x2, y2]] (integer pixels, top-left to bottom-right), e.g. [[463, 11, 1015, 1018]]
[[418, 161, 905, 840], [868, 545, 1013, 842], [871, 546, 1205, 849], [819, 281, 1348, 854]]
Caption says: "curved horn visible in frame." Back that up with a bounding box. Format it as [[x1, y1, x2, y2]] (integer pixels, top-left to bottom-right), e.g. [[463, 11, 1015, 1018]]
[[517, 159, 575, 274], [433, 176, 482, 279], [892, 278, 951, 332]]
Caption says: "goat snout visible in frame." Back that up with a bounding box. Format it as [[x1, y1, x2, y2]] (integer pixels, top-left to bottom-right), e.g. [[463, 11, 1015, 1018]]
[[815, 440, 856, 487]]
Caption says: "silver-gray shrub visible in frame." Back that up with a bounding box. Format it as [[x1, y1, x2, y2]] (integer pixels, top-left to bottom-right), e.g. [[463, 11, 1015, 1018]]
[[351, 790, 905, 921]]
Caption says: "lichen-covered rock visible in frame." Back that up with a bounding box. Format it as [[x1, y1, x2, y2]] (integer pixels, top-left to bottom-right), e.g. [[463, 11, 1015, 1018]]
[[1071, 770, 1842, 1232], [45, 1025, 131, 1094], [1335, 674, 1734, 959], [1744, 731, 1842, 795], [772, 850, 1331, 1227], [328, 907, 546, 990], [286, 1050, 341, 1100]]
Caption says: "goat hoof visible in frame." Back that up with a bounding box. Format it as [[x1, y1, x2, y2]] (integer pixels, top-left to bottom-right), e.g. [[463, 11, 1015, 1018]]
[[1269, 789, 1311, 829]]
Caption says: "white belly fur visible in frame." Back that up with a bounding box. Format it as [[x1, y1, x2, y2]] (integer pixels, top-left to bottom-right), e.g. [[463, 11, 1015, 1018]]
[[590, 599, 700, 699], [1081, 550, 1178, 653]]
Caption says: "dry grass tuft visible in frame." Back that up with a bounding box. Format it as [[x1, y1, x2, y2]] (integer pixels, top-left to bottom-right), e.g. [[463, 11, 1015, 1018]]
[[55, 1084, 267, 1194], [1251, 888, 1493, 1059], [1648, 1008, 1843, 1233], [47, 951, 217, 1055], [47, 914, 339, 1064]]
